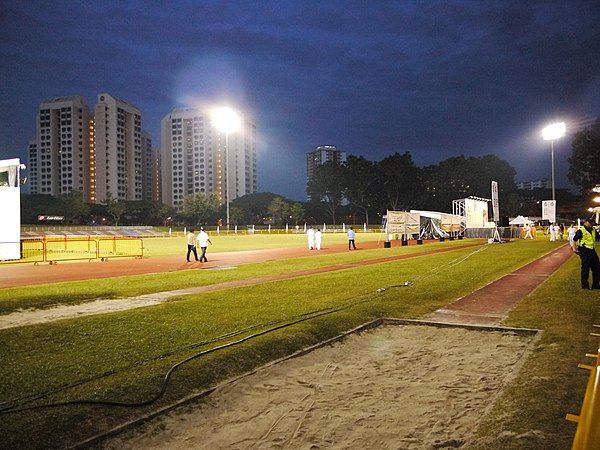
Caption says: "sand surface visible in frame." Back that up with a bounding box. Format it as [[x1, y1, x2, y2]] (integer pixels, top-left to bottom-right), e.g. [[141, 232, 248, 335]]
[[103, 323, 536, 450]]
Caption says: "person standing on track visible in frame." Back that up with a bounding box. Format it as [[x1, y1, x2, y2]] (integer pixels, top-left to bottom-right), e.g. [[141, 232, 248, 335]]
[[186, 229, 199, 262], [573, 219, 600, 290], [524, 223, 533, 239], [307, 226, 315, 250], [315, 228, 323, 250], [347, 226, 357, 250], [567, 223, 577, 251], [197, 227, 212, 263]]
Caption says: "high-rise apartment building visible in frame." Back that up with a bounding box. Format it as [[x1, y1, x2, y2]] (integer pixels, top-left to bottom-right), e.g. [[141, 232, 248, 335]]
[[160, 108, 257, 209], [28, 93, 148, 204], [93, 93, 142, 203], [29, 96, 91, 198], [306, 145, 347, 180]]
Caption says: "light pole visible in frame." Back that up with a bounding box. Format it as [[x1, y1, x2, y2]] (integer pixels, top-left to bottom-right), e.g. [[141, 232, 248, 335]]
[[213, 107, 241, 233], [541, 122, 566, 201]]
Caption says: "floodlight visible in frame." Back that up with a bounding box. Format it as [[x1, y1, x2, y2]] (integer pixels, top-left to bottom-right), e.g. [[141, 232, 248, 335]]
[[541, 122, 566, 141], [541, 121, 566, 201], [212, 107, 241, 232], [212, 107, 241, 134]]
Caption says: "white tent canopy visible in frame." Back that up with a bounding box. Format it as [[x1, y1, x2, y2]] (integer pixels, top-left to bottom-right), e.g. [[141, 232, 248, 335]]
[[509, 215, 529, 225]]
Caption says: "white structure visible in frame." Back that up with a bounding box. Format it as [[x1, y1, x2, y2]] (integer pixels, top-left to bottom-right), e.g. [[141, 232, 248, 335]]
[[0, 159, 25, 260], [453, 197, 495, 230], [516, 179, 553, 190], [160, 108, 257, 209]]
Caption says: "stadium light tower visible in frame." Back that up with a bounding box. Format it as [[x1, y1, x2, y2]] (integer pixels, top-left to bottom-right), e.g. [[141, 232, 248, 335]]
[[541, 121, 566, 201], [212, 107, 241, 232]]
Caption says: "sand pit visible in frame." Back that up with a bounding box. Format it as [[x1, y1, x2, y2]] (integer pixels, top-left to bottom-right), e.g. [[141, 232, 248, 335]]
[[102, 322, 538, 449]]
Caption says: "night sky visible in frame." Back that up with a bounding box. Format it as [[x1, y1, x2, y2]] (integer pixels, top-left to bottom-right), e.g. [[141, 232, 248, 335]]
[[1, 1, 599, 200]]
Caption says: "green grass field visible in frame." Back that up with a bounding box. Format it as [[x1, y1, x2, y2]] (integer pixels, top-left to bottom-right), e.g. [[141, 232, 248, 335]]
[[143, 230, 385, 255], [0, 236, 595, 449]]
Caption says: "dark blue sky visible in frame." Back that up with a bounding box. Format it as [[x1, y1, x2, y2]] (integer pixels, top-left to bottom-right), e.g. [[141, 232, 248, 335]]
[[1, 0, 599, 200]]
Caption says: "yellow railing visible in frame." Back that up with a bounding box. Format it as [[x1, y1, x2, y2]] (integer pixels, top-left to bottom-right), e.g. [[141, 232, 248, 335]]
[[567, 331, 600, 449], [0, 236, 144, 265]]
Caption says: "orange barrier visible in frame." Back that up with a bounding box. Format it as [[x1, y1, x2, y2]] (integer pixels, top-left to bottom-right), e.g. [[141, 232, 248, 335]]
[[0, 236, 143, 265], [567, 340, 600, 449], [97, 236, 144, 261]]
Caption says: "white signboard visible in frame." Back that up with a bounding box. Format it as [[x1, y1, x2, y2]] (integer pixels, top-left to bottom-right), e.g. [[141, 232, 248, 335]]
[[542, 200, 556, 223], [465, 198, 489, 228], [491, 181, 499, 222]]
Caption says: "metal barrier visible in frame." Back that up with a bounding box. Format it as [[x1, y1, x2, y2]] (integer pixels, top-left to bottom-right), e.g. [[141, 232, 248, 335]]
[[567, 334, 600, 448], [0, 236, 143, 265], [97, 236, 144, 261]]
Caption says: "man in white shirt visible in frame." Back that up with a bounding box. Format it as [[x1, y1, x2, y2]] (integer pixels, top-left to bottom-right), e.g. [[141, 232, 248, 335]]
[[567, 223, 578, 251], [347, 227, 357, 250], [197, 227, 212, 262], [314, 228, 323, 250], [549, 223, 558, 242], [307, 226, 315, 250]]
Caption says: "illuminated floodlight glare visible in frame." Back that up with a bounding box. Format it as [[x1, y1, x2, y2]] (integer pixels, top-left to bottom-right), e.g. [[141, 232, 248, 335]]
[[212, 107, 241, 133], [593, 196, 600, 203], [541, 122, 566, 141], [592, 185, 600, 194]]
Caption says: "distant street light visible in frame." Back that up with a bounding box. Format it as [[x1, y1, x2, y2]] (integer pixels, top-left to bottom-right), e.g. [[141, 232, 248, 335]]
[[212, 107, 241, 232], [541, 122, 566, 201]]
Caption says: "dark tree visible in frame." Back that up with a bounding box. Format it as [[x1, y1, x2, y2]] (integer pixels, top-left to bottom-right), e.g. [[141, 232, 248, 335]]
[[378, 152, 422, 212], [55, 190, 90, 223], [344, 155, 379, 225], [182, 192, 220, 227], [568, 118, 600, 195], [421, 155, 517, 214], [104, 192, 127, 226], [229, 192, 283, 224], [306, 161, 346, 225]]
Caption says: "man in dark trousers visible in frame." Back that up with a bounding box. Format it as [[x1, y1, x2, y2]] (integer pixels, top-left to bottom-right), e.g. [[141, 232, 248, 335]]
[[347, 227, 357, 250], [573, 219, 600, 290], [186, 229, 199, 262]]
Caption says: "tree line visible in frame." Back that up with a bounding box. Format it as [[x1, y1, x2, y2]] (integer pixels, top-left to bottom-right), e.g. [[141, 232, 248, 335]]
[[307, 152, 520, 225]]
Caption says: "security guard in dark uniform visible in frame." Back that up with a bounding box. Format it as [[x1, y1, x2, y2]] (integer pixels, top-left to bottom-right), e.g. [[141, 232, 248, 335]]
[[573, 219, 600, 290]]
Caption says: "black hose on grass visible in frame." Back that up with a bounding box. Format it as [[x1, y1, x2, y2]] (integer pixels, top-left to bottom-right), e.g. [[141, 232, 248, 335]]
[[0, 309, 335, 414], [1, 291, 382, 414]]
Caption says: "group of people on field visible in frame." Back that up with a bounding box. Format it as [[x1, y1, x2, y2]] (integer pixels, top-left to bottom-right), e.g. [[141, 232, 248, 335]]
[[306, 226, 357, 251], [185, 224, 359, 265]]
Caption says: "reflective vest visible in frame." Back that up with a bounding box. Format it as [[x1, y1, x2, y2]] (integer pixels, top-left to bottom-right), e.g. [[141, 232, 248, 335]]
[[580, 227, 596, 250]]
